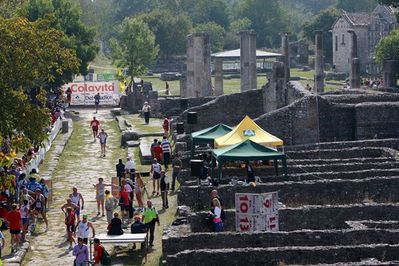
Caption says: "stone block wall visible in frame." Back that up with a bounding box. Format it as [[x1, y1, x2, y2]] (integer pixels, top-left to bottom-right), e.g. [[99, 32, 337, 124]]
[[256, 96, 319, 145], [163, 228, 399, 256], [188, 204, 399, 232], [177, 177, 399, 210], [177, 89, 264, 131], [355, 102, 399, 140]]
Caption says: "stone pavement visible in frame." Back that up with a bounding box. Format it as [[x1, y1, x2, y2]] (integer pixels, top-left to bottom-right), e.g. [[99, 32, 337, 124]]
[[24, 108, 124, 266]]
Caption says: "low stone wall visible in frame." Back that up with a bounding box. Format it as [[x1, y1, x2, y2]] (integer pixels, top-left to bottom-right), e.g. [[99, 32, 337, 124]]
[[356, 102, 399, 140], [255, 96, 319, 146], [158, 97, 214, 117], [166, 244, 399, 266], [177, 176, 399, 209], [177, 89, 264, 131], [163, 228, 399, 256], [188, 203, 399, 232], [285, 138, 399, 152]]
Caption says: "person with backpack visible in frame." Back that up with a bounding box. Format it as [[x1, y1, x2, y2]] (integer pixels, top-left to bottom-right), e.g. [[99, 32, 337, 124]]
[[93, 238, 111, 265]]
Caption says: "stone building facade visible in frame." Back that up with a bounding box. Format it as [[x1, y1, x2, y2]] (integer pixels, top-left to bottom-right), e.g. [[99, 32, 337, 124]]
[[332, 5, 396, 76]]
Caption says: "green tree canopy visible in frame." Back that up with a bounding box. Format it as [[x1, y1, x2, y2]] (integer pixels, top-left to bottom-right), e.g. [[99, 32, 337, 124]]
[[379, 0, 399, 6], [234, 0, 288, 48], [177, 0, 230, 28], [193, 22, 226, 52], [138, 10, 192, 58], [336, 0, 378, 12], [0, 16, 80, 165], [21, 0, 98, 84], [302, 8, 340, 62], [376, 28, 399, 65], [110, 17, 159, 80]]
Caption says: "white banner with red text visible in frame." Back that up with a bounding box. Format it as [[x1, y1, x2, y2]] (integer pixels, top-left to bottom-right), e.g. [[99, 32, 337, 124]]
[[235, 192, 279, 232], [62, 81, 120, 106]]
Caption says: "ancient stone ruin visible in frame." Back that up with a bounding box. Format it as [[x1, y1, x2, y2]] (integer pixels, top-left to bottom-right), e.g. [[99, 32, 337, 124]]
[[118, 28, 399, 265]]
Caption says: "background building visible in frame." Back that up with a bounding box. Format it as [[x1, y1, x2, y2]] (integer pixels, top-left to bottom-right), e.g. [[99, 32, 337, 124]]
[[332, 5, 397, 76]]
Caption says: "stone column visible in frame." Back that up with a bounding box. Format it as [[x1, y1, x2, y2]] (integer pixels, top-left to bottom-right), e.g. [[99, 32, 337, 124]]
[[348, 30, 358, 59], [214, 58, 223, 96], [348, 30, 360, 89], [185, 33, 212, 98], [351, 58, 361, 89], [264, 61, 285, 113], [383, 60, 398, 88], [281, 32, 290, 84], [314, 30, 325, 93], [240, 30, 257, 92]]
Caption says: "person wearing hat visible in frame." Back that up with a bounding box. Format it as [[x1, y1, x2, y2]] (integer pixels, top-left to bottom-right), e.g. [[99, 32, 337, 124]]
[[27, 174, 40, 193], [130, 214, 147, 250], [32, 188, 48, 232], [142, 101, 151, 124], [75, 214, 95, 244]]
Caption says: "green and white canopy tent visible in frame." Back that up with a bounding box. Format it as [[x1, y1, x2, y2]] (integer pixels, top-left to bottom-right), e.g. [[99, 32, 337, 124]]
[[211, 139, 288, 182], [191, 123, 233, 157]]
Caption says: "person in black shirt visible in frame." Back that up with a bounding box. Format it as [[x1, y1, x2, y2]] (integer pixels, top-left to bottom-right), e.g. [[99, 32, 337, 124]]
[[244, 161, 255, 183], [116, 159, 125, 185], [107, 212, 123, 235], [131, 214, 147, 249]]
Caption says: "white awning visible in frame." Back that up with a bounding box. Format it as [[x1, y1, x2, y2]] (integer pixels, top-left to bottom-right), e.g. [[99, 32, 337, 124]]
[[211, 49, 281, 59]]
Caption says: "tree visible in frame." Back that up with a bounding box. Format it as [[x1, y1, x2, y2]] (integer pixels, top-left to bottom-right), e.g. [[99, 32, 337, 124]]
[[138, 10, 192, 58], [379, 0, 399, 6], [0, 0, 26, 18], [177, 0, 230, 28], [235, 0, 289, 48], [302, 8, 340, 63], [193, 22, 226, 52], [0, 16, 80, 166], [21, 0, 98, 84], [376, 28, 399, 72], [109, 17, 159, 80], [336, 0, 378, 12], [0, 16, 79, 91]]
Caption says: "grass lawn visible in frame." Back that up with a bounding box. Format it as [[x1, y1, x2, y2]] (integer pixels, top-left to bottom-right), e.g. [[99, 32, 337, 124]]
[[145, 74, 268, 97]]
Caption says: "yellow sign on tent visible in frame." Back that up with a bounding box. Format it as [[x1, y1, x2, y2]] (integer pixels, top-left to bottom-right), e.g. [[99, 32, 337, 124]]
[[214, 116, 284, 148]]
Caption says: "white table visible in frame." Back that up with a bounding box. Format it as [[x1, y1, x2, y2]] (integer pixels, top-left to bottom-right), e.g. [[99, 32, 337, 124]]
[[89, 233, 148, 261]]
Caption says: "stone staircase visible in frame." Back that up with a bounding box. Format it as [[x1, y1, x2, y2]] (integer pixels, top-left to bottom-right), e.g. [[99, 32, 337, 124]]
[[164, 139, 399, 265]]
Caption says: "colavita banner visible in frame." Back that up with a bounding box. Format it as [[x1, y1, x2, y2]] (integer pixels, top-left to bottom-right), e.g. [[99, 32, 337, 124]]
[[62, 81, 120, 106]]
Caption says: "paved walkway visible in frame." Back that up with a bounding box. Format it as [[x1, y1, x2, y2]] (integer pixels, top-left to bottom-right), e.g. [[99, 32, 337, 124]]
[[25, 108, 124, 265]]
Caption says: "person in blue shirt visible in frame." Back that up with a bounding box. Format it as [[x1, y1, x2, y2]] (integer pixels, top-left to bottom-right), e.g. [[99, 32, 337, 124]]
[[27, 177, 40, 193], [39, 179, 50, 209]]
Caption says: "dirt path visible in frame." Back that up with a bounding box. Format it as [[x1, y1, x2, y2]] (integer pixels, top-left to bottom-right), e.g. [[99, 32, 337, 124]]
[[25, 108, 125, 265]]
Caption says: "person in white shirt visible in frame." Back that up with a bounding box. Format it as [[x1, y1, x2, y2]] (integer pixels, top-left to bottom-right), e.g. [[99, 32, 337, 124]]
[[97, 129, 108, 157], [125, 156, 136, 181], [142, 101, 151, 124], [150, 159, 162, 196]]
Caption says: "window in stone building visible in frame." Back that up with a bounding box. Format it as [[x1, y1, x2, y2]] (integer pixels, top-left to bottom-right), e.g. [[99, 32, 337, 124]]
[[335, 36, 338, 51], [341, 34, 345, 45]]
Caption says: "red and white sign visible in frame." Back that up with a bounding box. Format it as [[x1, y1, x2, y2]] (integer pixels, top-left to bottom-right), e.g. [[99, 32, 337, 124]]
[[235, 192, 279, 232], [62, 81, 120, 106]]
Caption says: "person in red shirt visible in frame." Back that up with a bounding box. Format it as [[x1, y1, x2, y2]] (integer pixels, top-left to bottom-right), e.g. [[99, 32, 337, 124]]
[[64, 207, 76, 248], [153, 141, 163, 162], [6, 204, 22, 253], [162, 116, 169, 136], [93, 238, 104, 265], [90, 117, 100, 141]]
